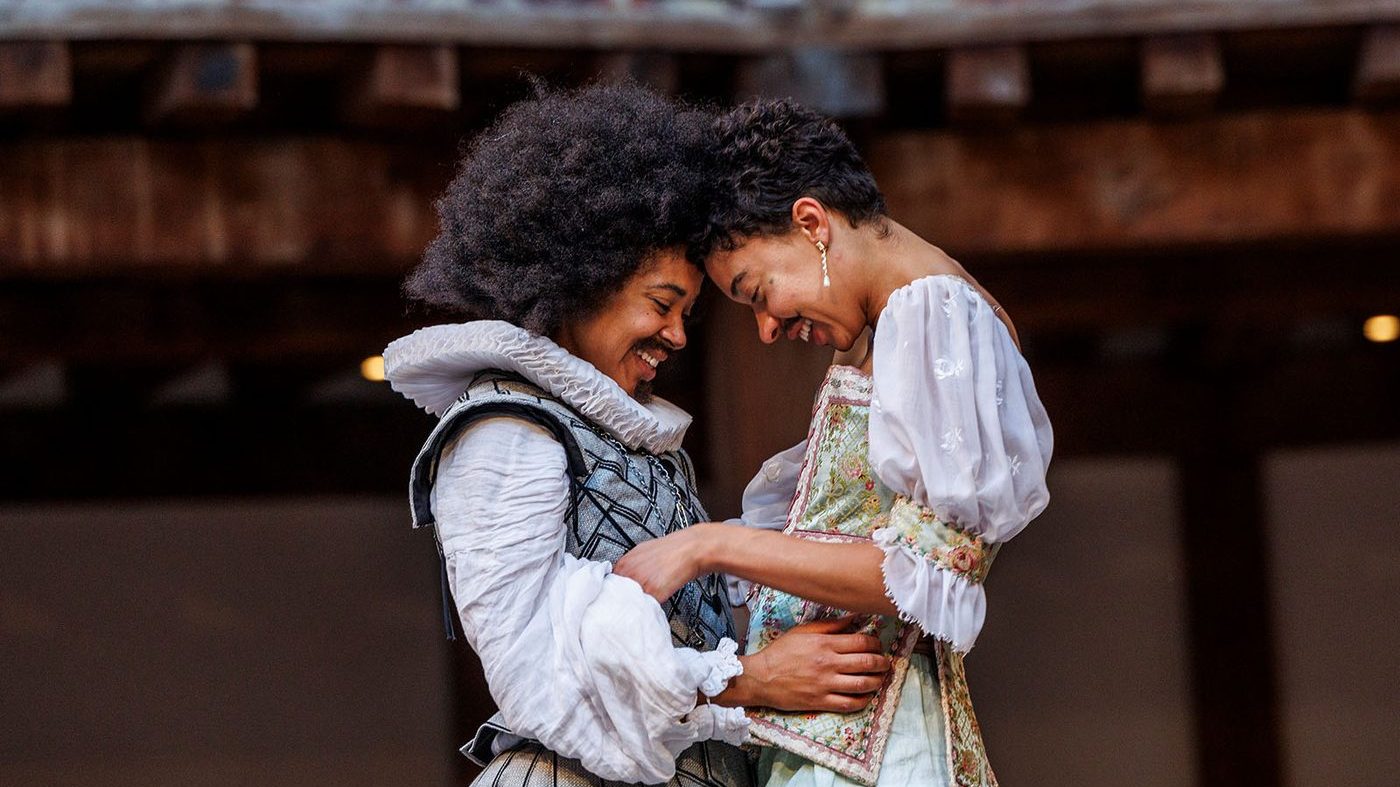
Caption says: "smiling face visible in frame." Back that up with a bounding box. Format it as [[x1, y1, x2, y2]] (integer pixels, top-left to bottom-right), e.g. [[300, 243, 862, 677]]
[[706, 230, 868, 352], [554, 249, 703, 400]]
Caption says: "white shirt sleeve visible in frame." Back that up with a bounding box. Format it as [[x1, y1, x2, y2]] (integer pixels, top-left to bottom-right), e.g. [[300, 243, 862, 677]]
[[868, 274, 1054, 650], [433, 416, 748, 784], [722, 439, 807, 606]]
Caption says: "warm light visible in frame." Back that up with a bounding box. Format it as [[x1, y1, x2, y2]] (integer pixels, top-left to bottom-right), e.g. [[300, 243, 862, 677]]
[[360, 355, 386, 382], [1363, 315, 1399, 344]]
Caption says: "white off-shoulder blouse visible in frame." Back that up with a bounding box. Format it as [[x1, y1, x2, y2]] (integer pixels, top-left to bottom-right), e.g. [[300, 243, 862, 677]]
[[384, 321, 748, 785], [737, 274, 1053, 652]]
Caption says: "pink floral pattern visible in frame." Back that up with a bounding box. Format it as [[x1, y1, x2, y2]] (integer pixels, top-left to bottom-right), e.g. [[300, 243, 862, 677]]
[[884, 496, 1000, 585], [936, 641, 998, 786]]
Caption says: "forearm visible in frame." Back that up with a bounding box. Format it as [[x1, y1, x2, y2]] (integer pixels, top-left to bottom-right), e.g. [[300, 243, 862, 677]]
[[707, 653, 761, 708], [703, 525, 897, 617]]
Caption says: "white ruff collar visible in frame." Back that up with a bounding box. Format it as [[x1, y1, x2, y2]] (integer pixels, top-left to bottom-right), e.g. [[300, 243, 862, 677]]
[[383, 321, 692, 454]]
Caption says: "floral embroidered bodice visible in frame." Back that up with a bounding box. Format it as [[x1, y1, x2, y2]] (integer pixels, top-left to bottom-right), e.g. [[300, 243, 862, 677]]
[[745, 364, 1000, 787], [744, 366, 921, 784]]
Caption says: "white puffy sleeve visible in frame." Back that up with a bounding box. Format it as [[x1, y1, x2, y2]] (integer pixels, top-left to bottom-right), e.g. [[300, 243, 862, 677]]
[[433, 416, 748, 784], [723, 439, 807, 606], [869, 274, 1053, 652]]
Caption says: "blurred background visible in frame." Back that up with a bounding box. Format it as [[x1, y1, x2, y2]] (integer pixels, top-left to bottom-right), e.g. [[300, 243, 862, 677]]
[[2, 1, 1398, 785]]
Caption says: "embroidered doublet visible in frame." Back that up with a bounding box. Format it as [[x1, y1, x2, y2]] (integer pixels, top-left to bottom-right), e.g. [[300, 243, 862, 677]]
[[410, 371, 737, 652]]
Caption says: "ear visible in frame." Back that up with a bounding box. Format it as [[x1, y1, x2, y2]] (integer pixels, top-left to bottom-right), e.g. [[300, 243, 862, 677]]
[[790, 197, 830, 246]]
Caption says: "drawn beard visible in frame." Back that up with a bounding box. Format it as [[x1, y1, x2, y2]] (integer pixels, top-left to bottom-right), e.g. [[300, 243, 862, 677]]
[[630, 338, 674, 404]]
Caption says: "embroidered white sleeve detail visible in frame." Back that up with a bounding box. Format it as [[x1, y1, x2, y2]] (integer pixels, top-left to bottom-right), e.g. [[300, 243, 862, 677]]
[[868, 274, 1055, 649], [869, 274, 1053, 543]]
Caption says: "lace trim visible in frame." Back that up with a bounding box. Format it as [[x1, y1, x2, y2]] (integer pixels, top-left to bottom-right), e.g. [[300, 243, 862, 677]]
[[383, 321, 691, 454], [873, 537, 986, 653]]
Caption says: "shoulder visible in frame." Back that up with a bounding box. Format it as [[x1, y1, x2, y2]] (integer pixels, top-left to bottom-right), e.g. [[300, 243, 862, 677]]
[[881, 273, 985, 321], [440, 415, 570, 479], [873, 273, 1019, 364]]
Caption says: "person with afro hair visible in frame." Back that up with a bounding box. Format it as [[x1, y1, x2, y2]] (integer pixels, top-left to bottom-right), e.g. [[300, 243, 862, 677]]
[[615, 98, 1054, 787], [382, 84, 891, 787]]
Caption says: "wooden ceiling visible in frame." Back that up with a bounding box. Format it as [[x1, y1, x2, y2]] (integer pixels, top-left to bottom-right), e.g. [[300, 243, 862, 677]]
[[1, 3, 1396, 450], [4, 0, 1399, 50]]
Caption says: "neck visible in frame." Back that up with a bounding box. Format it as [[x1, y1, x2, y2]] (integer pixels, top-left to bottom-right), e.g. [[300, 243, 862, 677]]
[[848, 219, 959, 328]]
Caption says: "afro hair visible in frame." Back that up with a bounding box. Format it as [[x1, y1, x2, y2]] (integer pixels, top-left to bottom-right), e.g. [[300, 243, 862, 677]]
[[405, 82, 717, 337]]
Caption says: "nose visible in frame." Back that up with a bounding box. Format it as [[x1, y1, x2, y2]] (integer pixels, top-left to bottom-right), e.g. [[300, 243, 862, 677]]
[[659, 313, 687, 350], [755, 311, 781, 344]]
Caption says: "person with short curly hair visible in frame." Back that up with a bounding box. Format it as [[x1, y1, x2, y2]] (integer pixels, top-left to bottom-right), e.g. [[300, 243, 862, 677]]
[[696, 97, 887, 249], [615, 98, 1054, 787], [383, 84, 890, 787]]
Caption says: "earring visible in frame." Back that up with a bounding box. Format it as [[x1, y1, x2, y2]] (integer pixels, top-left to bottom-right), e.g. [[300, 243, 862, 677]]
[[815, 240, 830, 288]]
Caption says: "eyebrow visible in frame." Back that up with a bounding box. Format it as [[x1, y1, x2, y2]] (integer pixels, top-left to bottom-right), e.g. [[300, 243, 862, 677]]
[[649, 283, 689, 298], [728, 270, 748, 300]]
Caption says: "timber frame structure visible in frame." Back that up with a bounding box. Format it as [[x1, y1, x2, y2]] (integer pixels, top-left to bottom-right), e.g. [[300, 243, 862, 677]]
[[4, 0, 1400, 49], [2, 2, 1399, 786]]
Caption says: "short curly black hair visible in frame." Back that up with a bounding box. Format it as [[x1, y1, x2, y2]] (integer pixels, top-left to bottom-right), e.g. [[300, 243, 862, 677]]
[[405, 82, 716, 337], [698, 98, 886, 258]]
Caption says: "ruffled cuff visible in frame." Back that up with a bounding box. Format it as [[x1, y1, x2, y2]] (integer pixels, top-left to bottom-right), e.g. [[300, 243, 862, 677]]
[[692, 703, 751, 746], [679, 637, 744, 698], [872, 496, 1001, 653], [666, 701, 751, 753], [669, 638, 751, 746]]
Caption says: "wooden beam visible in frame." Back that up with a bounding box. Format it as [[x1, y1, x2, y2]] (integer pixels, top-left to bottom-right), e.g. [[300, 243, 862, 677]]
[[595, 51, 679, 95], [979, 238, 1400, 334], [4, 108, 1400, 272], [0, 280, 417, 366], [343, 45, 459, 127], [735, 49, 885, 118], [946, 45, 1029, 125], [1174, 336, 1285, 786], [7, 237, 1400, 369], [1141, 33, 1224, 116], [869, 107, 1400, 255], [1355, 25, 1400, 104], [4, 327, 1397, 500], [1031, 343, 1400, 457], [0, 137, 445, 272], [0, 42, 71, 108], [0, 406, 426, 500], [3, 1, 1399, 52], [145, 42, 257, 125]]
